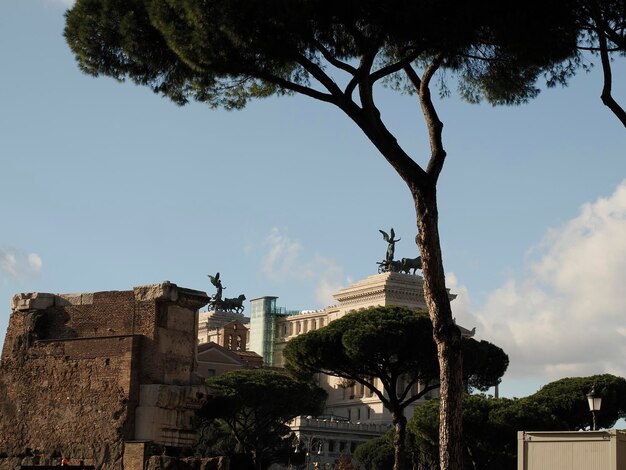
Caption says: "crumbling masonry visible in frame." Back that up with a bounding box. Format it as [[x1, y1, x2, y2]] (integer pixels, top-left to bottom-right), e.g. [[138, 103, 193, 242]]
[[0, 282, 210, 469]]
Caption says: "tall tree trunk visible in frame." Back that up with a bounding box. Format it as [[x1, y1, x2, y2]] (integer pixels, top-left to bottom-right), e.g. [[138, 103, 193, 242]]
[[342, 58, 462, 469], [392, 410, 407, 470], [413, 183, 464, 470], [590, 1, 626, 128]]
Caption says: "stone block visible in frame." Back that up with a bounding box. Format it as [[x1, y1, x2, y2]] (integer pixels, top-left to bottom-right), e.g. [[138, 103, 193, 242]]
[[55, 293, 94, 306], [11, 292, 55, 311], [134, 282, 179, 303], [123, 441, 148, 470]]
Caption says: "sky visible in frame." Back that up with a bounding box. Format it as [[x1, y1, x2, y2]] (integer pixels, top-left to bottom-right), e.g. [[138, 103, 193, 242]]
[[1, 0, 625, 400]]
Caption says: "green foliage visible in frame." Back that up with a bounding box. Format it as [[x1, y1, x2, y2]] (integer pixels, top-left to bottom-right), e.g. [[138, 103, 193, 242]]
[[530, 374, 626, 430], [409, 399, 440, 467], [354, 432, 395, 470], [409, 374, 626, 470], [284, 306, 507, 470], [410, 395, 548, 470], [354, 429, 429, 470], [284, 306, 508, 404], [194, 419, 240, 457], [285, 307, 436, 390], [462, 339, 509, 392], [196, 369, 326, 469], [65, 0, 581, 110]]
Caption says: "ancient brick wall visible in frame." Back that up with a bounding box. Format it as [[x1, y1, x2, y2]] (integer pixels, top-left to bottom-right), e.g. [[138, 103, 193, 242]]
[[0, 282, 209, 469], [44, 291, 136, 340], [0, 335, 141, 468]]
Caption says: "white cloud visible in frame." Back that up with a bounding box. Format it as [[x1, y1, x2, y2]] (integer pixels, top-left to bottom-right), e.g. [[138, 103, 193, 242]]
[[470, 180, 626, 381], [28, 253, 43, 273], [446, 272, 476, 328], [1, 252, 18, 279], [0, 249, 43, 281], [312, 254, 347, 305], [261, 228, 347, 306], [262, 228, 307, 280]]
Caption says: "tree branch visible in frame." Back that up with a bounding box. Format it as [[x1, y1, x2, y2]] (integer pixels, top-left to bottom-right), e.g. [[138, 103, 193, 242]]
[[413, 53, 447, 182], [402, 383, 440, 407], [357, 52, 380, 121], [591, 4, 626, 128], [352, 375, 392, 407], [313, 38, 358, 75], [369, 48, 422, 84], [598, 28, 626, 127], [345, 76, 359, 100], [576, 45, 621, 52], [397, 377, 414, 403], [403, 61, 422, 93], [255, 71, 338, 104], [603, 24, 626, 50], [294, 53, 346, 99], [330, 54, 430, 190]]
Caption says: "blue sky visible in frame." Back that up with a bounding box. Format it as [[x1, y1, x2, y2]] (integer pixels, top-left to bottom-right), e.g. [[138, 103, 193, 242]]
[[1, 0, 625, 399]]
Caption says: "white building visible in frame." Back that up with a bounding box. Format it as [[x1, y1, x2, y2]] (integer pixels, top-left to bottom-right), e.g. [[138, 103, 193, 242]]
[[199, 271, 472, 467], [249, 272, 469, 424]]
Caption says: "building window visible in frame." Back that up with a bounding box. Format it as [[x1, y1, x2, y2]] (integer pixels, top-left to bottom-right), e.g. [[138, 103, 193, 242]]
[[228, 334, 233, 349], [357, 407, 361, 420], [312, 319, 317, 330], [367, 407, 371, 419], [347, 408, 351, 421], [319, 318, 324, 327], [236, 335, 242, 350], [350, 442, 357, 453], [328, 440, 335, 453]]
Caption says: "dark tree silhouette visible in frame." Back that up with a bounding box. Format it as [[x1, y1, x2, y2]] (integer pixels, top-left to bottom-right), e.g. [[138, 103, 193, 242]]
[[284, 306, 508, 469], [64, 2, 578, 467]]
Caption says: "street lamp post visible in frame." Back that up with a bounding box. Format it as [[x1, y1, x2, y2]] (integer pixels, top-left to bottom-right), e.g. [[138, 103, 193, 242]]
[[301, 435, 324, 470], [587, 387, 602, 431]]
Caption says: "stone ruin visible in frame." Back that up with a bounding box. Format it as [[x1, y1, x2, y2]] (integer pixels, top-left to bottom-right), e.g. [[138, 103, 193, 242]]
[[0, 282, 221, 469]]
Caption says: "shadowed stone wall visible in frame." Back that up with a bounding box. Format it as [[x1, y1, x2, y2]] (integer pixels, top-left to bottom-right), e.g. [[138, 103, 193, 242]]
[[0, 282, 208, 469]]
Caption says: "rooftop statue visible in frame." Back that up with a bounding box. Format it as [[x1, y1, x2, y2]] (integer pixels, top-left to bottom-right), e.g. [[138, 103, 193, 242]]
[[379, 228, 400, 262], [207, 272, 246, 313], [208, 272, 224, 302], [377, 228, 422, 274]]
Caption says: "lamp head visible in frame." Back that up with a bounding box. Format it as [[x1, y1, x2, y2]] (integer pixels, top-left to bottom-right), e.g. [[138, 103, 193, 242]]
[[587, 387, 602, 412]]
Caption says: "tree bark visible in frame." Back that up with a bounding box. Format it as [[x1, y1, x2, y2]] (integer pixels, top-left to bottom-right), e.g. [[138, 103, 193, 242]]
[[597, 22, 626, 128], [589, 0, 626, 128], [413, 183, 464, 470], [334, 57, 463, 470], [392, 410, 407, 470]]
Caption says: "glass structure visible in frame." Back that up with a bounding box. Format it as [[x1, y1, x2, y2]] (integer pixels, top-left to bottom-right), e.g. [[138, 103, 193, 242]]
[[249, 296, 278, 366]]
